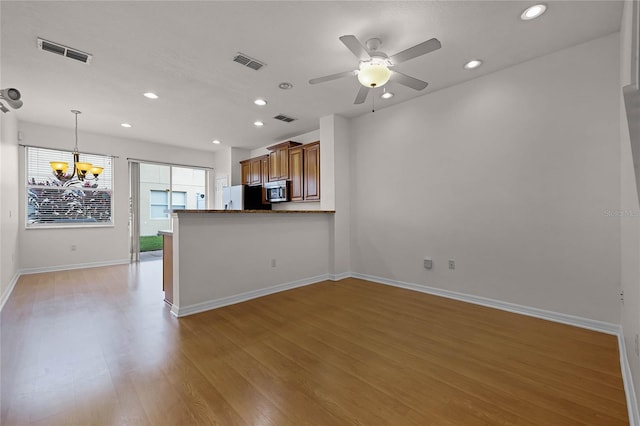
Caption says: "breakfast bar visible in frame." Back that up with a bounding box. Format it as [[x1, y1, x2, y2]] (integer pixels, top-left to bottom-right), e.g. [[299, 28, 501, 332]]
[[167, 209, 336, 317]]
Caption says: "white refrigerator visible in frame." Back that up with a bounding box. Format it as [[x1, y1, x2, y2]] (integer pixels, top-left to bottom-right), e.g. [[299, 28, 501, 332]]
[[222, 185, 244, 210]]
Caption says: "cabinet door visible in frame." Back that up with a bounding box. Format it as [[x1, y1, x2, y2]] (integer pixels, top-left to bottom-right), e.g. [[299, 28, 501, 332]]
[[250, 158, 261, 185], [241, 161, 251, 185], [261, 157, 269, 203], [261, 157, 269, 186], [269, 152, 278, 181], [278, 147, 289, 180], [303, 142, 320, 201], [289, 146, 304, 201]]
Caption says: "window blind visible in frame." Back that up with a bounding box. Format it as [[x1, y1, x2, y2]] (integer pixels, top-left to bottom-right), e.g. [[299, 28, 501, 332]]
[[26, 146, 114, 227]]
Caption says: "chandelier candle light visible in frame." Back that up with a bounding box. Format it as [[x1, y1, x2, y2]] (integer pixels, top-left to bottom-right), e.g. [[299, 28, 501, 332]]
[[50, 110, 103, 182]]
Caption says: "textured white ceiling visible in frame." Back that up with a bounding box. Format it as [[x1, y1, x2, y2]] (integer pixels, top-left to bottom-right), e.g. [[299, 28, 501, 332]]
[[1, 1, 623, 151]]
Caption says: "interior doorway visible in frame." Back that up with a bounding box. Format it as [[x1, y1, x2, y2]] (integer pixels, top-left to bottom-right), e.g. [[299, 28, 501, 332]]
[[130, 161, 208, 262]]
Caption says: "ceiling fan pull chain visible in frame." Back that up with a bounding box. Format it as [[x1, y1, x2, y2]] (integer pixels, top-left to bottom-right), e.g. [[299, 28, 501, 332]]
[[372, 90, 375, 113]]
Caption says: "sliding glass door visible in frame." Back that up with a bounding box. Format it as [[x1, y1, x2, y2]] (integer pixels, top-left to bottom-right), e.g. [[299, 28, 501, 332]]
[[130, 161, 208, 262]]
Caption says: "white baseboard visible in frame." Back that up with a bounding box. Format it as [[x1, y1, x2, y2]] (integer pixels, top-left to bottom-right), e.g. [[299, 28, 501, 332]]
[[0, 271, 20, 312], [20, 258, 131, 275], [330, 272, 352, 281], [349, 272, 638, 425], [351, 272, 619, 335], [619, 331, 640, 426], [171, 274, 332, 317]]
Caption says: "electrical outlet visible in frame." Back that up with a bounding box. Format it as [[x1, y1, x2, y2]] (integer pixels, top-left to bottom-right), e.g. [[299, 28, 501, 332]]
[[635, 334, 639, 357], [620, 290, 625, 305], [271, 258, 276, 268], [423, 258, 432, 269], [71, 244, 77, 252], [448, 260, 455, 270]]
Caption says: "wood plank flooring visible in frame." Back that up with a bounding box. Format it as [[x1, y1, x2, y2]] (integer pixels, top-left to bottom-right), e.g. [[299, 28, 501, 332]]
[[1, 262, 628, 425]]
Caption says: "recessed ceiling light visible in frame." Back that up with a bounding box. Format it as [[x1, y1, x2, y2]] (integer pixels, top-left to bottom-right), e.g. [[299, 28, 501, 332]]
[[381, 90, 394, 99], [121, 123, 132, 128], [464, 59, 483, 70], [521, 4, 547, 20], [212, 139, 221, 144], [253, 121, 264, 127], [143, 92, 159, 99], [254, 99, 267, 106], [278, 82, 293, 90]]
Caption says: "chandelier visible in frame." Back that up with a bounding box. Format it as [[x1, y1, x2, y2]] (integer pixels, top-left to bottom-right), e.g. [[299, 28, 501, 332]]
[[49, 110, 103, 183]]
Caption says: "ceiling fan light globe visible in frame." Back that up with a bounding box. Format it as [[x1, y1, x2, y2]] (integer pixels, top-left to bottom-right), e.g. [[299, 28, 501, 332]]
[[357, 61, 391, 88]]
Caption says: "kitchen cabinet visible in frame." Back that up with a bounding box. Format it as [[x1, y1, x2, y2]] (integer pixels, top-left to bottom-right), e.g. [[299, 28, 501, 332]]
[[303, 141, 320, 201], [241, 161, 251, 185], [288, 141, 320, 202], [239, 140, 319, 201], [266, 141, 301, 181], [260, 156, 269, 203], [161, 232, 173, 305], [240, 155, 269, 186], [289, 146, 304, 201]]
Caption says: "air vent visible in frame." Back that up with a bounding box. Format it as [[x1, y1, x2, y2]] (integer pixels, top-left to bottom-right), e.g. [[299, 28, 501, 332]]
[[273, 114, 296, 123], [37, 38, 93, 64], [233, 52, 265, 71]]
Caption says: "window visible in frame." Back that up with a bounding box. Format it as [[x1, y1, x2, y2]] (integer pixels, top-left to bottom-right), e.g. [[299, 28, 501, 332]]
[[26, 146, 114, 227], [171, 191, 187, 211], [150, 190, 186, 219]]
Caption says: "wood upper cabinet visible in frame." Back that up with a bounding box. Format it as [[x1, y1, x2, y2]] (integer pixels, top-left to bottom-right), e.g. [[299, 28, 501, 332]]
[[241, 155, 269, 186], [303, 141, 320, 201], [240, 141, 319, 201], [260, 156, 269, 203], [269, 151, 279, 181], [241, 160, 251, 185], [289, 146, 304, 201], [266, 141, 302, 181]]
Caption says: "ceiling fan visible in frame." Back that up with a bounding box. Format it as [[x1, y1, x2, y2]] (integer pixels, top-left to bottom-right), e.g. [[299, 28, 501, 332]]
[[309, 35, 441, 104]]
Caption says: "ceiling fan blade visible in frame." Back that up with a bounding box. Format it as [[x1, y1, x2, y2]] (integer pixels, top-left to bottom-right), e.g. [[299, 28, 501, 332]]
[[339, 35, 370, 61], [354, 85, 370, 104], [390, 71, 429, 91], [388, 38, 441, 65], [309, 70, 356, 85]]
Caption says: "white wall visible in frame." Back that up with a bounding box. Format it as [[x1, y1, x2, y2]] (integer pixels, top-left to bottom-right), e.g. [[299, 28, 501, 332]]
[[173, 212, 331, 311], [0, 112, 20, 306], [248, 129, 320, 158], [349, 34, 621, 323], [17, 121, 216, 271], [620, 0, 640, 412]]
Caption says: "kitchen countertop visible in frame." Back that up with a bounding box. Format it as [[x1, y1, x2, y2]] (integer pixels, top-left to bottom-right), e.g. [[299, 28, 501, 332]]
[[157, 230, 173, 236], [176, 209, 335, 214]]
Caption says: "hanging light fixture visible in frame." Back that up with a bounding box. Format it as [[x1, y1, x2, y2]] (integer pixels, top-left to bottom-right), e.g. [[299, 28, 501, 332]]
[[50, 110, 103, 183]]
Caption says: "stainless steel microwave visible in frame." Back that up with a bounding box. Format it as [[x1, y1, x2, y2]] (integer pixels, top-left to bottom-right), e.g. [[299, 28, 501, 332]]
[[264, 180, 290, 203]]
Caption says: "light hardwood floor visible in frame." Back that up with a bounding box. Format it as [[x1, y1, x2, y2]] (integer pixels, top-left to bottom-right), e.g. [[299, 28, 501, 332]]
[[1, 262, 628, 425]]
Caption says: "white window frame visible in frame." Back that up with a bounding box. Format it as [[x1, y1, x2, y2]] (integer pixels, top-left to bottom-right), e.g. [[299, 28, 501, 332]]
[[25, 146, 114, 229], [149, 189, 169, 220], [149, 189, 186, 219]]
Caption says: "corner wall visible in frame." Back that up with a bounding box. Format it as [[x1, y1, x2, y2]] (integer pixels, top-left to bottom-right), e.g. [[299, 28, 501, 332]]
[[620, 0, 640, 414], [349, 33, 621, 323], [0, 112, 20, 307]]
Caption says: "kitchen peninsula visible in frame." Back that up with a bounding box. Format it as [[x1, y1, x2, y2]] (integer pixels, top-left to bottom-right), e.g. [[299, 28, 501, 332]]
[[166, 209, 335, 317]]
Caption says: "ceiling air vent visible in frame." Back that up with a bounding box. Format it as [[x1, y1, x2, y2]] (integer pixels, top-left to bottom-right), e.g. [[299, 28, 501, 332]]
[[233, 52, 265, 71], [273, 114, 296, 123], [37, 38, 93, 64]]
